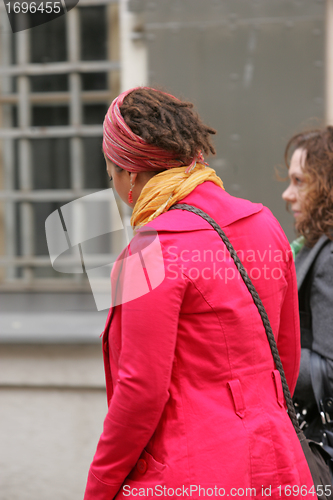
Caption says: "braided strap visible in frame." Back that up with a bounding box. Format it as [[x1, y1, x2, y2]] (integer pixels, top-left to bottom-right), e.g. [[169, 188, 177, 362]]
[[170, 203, 301, 434]]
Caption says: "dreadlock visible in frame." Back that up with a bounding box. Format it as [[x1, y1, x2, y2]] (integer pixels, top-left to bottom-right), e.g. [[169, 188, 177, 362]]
[[120, 88, 216, 162]]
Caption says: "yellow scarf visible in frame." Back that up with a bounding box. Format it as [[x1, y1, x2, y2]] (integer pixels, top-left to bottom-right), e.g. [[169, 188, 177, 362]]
[[130, 163, 224, 229]]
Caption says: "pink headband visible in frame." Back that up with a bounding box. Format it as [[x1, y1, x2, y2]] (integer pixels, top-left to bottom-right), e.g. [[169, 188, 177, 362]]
[[102, 87, 204, 173]]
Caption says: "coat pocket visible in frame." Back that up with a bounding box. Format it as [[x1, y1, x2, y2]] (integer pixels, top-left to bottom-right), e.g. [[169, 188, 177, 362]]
[[126, 448, 166, 482]]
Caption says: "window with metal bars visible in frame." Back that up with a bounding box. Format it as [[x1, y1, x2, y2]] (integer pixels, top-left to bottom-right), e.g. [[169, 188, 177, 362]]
[[0, 1, 120, 290]]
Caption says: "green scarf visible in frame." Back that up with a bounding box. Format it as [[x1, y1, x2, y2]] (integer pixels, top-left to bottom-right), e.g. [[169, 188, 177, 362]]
[[290, 236, 305, 260]]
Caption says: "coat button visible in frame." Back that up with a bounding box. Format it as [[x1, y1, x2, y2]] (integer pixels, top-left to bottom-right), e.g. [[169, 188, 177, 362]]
[[136, 459, 148, 474]]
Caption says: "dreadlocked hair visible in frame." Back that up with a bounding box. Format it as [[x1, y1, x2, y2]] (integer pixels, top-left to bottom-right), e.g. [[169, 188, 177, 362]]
[[120, 88, 216, 162]]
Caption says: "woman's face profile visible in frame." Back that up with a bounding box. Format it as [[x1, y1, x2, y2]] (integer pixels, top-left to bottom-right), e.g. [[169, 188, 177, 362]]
[[282, 147, 307, 219]]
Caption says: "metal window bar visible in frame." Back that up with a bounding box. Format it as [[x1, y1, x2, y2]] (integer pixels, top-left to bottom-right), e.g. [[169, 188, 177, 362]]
[[0, 1, 121, 290], [17, 27, 34, 282], [0, 91, 114, 104], [68, 8, 84, 286], [1, 10, 16, 280]]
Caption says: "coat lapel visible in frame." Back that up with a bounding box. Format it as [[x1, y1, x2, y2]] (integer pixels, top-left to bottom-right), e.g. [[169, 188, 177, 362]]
[[295, 234, 330, 290]]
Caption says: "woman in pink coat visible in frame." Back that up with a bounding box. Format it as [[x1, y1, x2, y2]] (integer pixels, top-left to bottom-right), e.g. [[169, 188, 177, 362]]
[[84, 87, 315, 499]]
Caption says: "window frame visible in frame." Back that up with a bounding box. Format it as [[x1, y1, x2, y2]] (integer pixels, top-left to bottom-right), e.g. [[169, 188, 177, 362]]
[[0, 0, 120, 291]]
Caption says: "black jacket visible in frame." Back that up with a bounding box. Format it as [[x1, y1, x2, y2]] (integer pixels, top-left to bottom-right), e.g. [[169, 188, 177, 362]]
[[294, 235, 333, 440]]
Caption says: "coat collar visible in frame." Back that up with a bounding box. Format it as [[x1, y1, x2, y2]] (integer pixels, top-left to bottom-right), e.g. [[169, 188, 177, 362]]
[[295, 234, 331, 290], [105, 183, 262, 333], [143, 182, 263, 233]]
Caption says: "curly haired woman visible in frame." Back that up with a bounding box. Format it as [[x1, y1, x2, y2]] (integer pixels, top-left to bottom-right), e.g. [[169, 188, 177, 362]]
[[282, 127, 333, 446], [83, 87, 314, 499]]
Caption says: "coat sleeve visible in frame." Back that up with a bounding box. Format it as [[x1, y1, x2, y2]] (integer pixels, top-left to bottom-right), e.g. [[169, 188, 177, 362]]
[[83, 235, 188, 500], [276, 252, 301, 397], [307, 243, 333, 399], [310, 243, 333, 361], [294, 242, 333, 405]]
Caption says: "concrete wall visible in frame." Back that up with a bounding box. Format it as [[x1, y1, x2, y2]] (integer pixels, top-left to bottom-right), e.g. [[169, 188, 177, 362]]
[[0, 343, 107, 500]]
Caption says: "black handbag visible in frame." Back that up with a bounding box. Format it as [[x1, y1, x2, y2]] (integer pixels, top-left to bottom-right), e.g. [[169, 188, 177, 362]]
[[170, 203, 333, 500], [310, 352, 333, 479]]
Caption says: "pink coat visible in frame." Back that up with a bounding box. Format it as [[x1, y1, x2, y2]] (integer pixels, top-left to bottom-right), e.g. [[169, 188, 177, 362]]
[[84, 181, 314, 500]]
